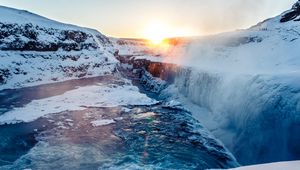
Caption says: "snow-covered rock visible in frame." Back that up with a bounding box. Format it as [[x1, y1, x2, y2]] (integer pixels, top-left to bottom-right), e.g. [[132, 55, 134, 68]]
[[0, 6, 118, 90], [0, 6, 112, 51], [280, 0, 300, 23]]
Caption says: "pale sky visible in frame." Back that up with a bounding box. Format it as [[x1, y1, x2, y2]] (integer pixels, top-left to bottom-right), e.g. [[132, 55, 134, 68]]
[[0, 0, 296, 38]]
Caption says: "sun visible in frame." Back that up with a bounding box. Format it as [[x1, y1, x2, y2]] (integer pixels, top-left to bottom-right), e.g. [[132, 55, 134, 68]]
[[142, 21, 196, 45], [142, 21, 169, 45], [148, 34, 165, 45]]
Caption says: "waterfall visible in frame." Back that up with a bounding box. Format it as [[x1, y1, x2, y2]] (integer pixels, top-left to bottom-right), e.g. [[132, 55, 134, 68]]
[[163, 67, 300, 165]]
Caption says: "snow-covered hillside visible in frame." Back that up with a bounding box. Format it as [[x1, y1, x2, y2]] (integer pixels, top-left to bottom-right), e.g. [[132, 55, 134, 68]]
[[164, 14, 300, 74], [0, 6, 117, 90]]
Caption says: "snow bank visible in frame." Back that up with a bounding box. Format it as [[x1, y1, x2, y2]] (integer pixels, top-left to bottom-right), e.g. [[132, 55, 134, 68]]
[[220, 161, 300, 170], [0, 83, 158, 124], [91, 119, 115, 127]]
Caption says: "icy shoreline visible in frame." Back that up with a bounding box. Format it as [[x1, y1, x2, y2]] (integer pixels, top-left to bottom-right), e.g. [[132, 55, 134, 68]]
[[0, 79, 158, 125], [218, 160, 300, 170]]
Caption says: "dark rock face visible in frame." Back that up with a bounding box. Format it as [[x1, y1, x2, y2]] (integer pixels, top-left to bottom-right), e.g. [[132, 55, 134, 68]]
[[225, 36, 263, 47], [0, 23, 110, 51], [0, 69, 10, 84], [116, 39, 148, 46], [280, 1, 300, 22], [116, 55, 179, 84]]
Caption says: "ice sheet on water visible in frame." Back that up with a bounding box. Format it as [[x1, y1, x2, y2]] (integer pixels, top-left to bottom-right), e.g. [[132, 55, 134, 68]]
[[0, 83, 158, 124]]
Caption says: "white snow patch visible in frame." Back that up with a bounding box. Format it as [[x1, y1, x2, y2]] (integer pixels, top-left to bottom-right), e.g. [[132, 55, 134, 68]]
[[0, 83, 158, 124], [163, 100, 185, 110], [214, 161, 300, 170], [121, 107, 132, 113], [91, 119, 115, 127], [114, 117, 123, 121], [133, 55, 163, 63], [133, 112, 156, 119]]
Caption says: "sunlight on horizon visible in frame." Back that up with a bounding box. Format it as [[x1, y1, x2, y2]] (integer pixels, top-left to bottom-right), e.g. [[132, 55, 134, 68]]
[[142, 21, 198, 44], [0, 0, 296, 38]]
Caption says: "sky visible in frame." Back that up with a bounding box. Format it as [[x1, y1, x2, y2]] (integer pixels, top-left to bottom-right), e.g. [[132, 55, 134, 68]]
[[0, 0, 296, 38]]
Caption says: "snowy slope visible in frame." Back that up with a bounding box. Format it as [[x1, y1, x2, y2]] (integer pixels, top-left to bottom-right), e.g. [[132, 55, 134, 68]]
[[144, 2, 300, 75], [164, 20, 300, 74], [0, 5, 76, 27], [221, 161, 300, 170], [0, 6, 118, 90]]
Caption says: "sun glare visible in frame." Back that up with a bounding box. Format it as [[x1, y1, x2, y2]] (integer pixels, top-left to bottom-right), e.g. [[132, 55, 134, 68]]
[[142, 21, 195, 45], [143, 22, 168, 44]]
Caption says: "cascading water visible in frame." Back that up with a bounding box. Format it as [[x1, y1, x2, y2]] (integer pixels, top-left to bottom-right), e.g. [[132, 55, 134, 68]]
[[116, 52, 300, 165], [160, 67, 300, 165]]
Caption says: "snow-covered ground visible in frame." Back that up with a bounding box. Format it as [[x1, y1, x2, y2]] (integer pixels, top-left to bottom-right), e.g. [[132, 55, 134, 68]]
[[221, 161, 300, 170], [0, 81, 157, 124]]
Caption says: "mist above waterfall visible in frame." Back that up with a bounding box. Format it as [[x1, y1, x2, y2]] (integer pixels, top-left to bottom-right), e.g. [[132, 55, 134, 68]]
[[165, 28, 300, 75], [157, 10, 300, 165]]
